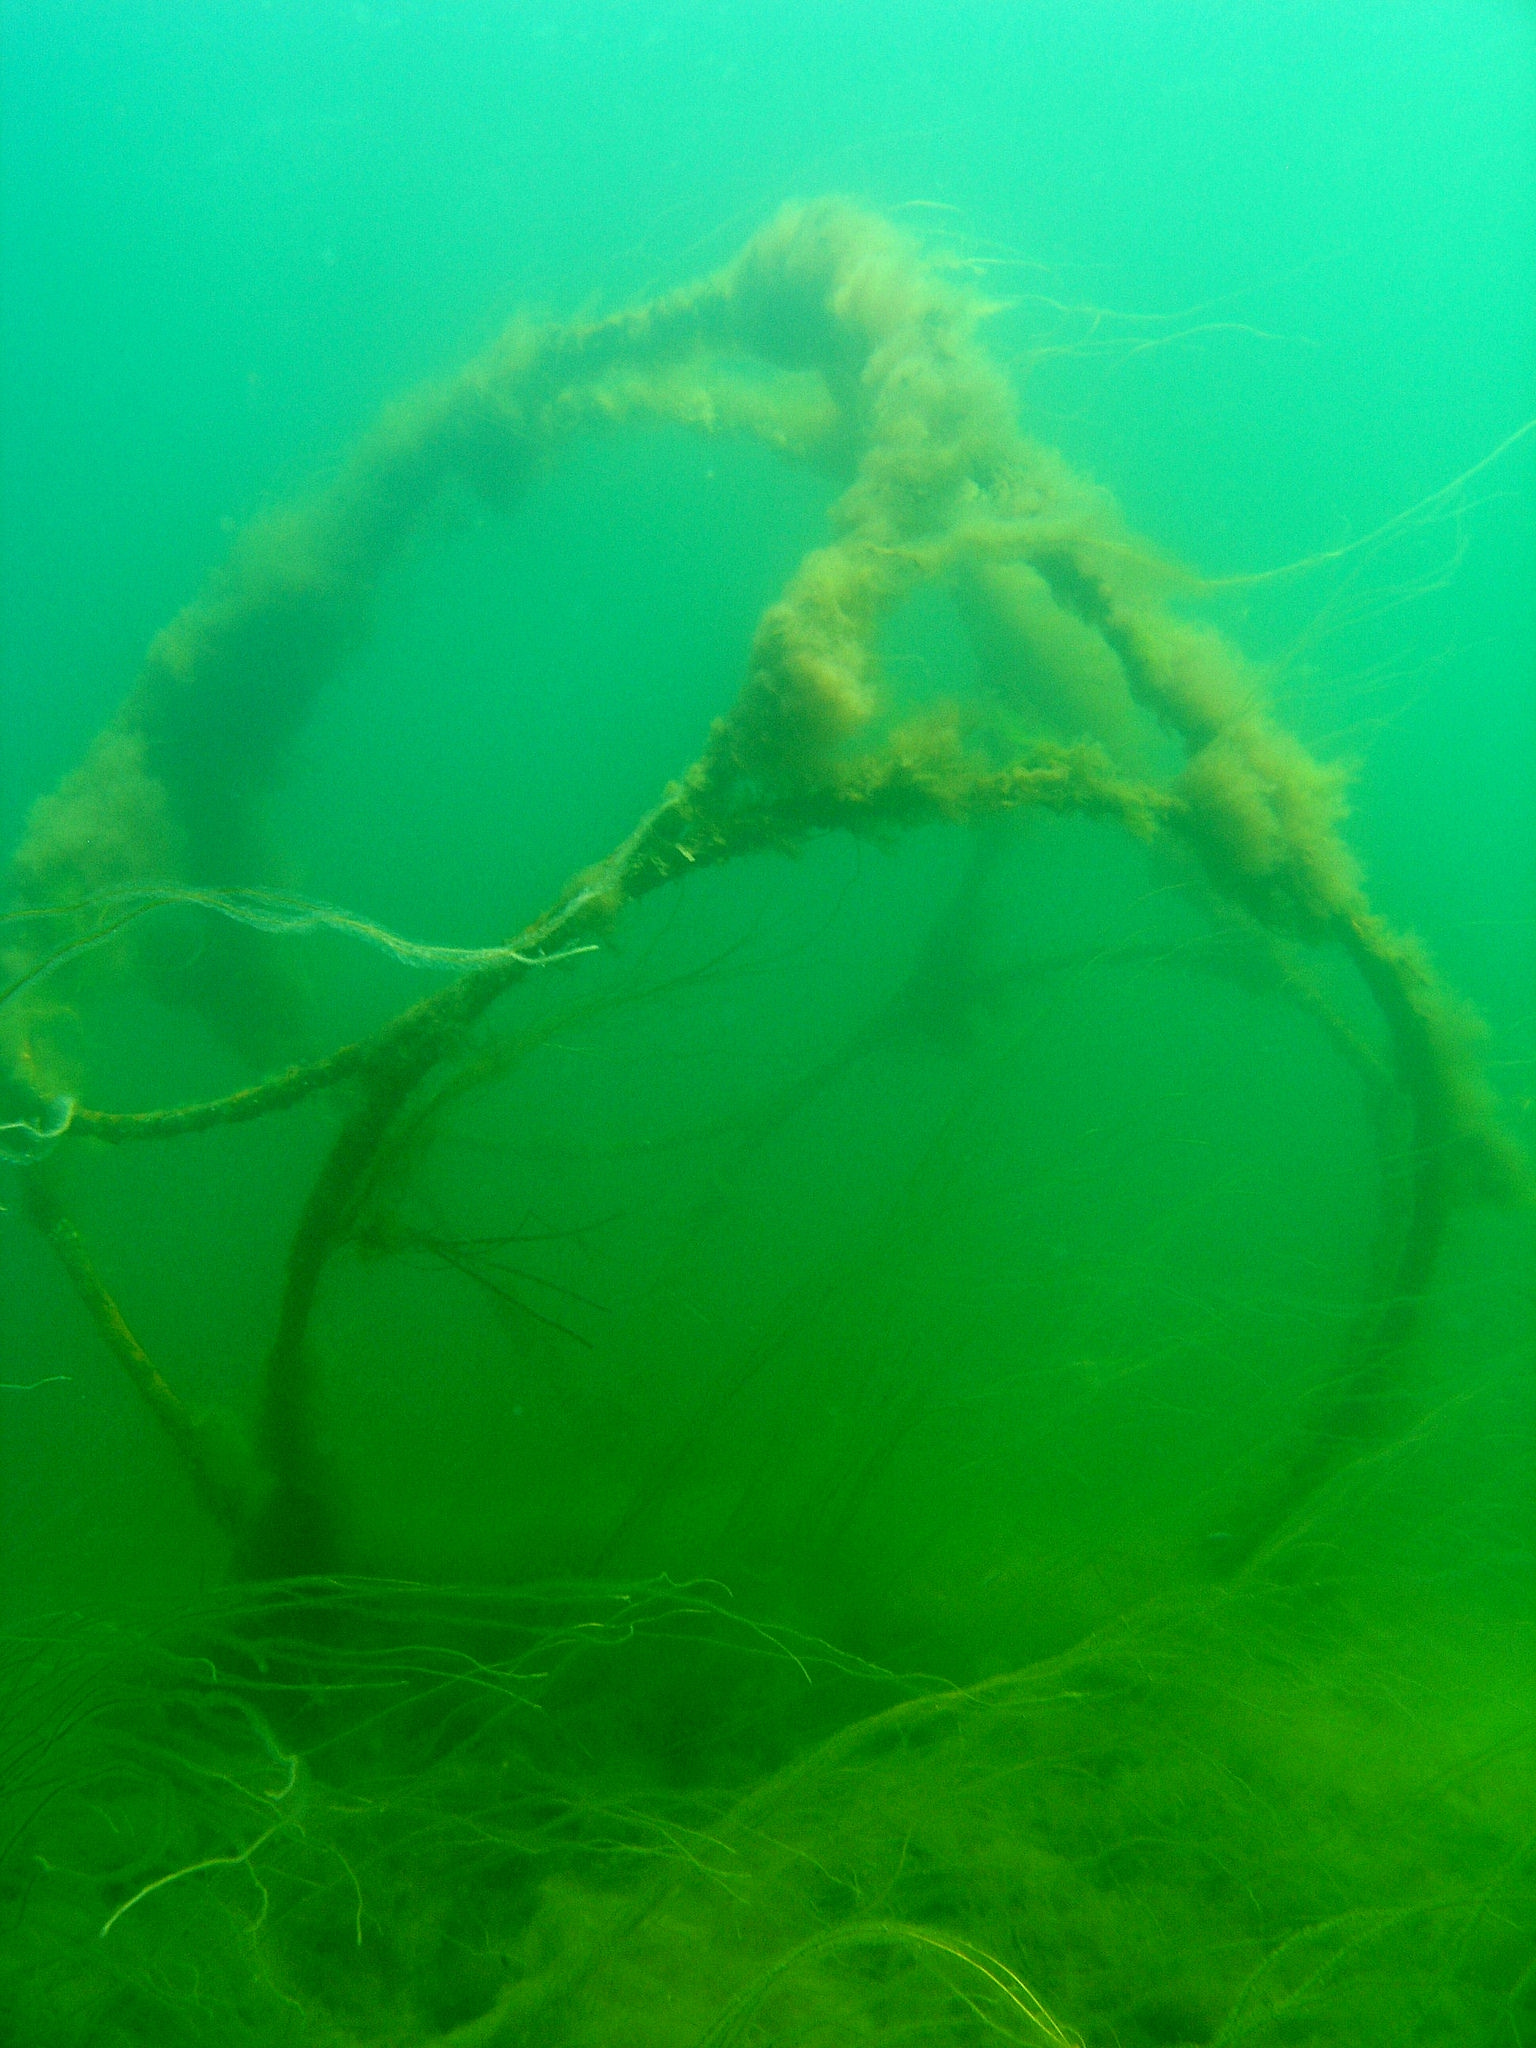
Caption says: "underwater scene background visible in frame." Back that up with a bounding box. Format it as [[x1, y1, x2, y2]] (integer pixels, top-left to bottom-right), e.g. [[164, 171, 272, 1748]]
[[1, 4, 1533, 2043]]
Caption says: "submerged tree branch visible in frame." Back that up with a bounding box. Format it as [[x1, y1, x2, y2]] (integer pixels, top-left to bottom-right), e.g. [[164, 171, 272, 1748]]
[[23, 1173, 253, 1539]]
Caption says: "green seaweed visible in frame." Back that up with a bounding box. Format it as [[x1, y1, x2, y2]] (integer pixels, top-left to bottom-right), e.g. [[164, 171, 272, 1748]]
[[2, 204, 1531, 2045]]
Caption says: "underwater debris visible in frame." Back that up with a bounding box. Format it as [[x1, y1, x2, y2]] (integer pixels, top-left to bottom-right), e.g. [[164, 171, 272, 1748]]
[[6, 198, 1521, 1581], [1, 202, 1531, 2048]]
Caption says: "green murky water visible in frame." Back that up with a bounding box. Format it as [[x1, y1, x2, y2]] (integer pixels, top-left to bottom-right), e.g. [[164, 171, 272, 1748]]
[[2, 8, 1532, 2043]]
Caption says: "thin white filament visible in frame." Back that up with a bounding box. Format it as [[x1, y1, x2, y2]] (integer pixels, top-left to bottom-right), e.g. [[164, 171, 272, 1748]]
[[0, 885, 596, 1019]]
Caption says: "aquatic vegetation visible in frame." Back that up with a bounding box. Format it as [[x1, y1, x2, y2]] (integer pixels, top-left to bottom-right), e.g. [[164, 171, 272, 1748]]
[[2, 203, 1530, 2044], [1, 1579, 1530, 2045]]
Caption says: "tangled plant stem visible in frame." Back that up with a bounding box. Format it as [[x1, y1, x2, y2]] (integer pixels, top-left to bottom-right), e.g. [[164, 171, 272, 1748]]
[[3, 199, 1524, 1589]]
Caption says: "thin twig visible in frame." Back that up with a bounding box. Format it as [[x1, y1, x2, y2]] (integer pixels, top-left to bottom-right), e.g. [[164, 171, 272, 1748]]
[[22, 1174, 249, 1538]]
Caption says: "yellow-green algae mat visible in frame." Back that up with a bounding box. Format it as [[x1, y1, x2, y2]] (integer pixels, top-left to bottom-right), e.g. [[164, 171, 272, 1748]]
[[2, 202, 1531, 2043], [2, 1576, 1531, 2044]]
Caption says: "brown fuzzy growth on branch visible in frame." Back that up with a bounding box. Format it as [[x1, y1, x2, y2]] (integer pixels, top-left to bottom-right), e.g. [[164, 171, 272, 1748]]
[[4, 199, 1525, 1577]]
